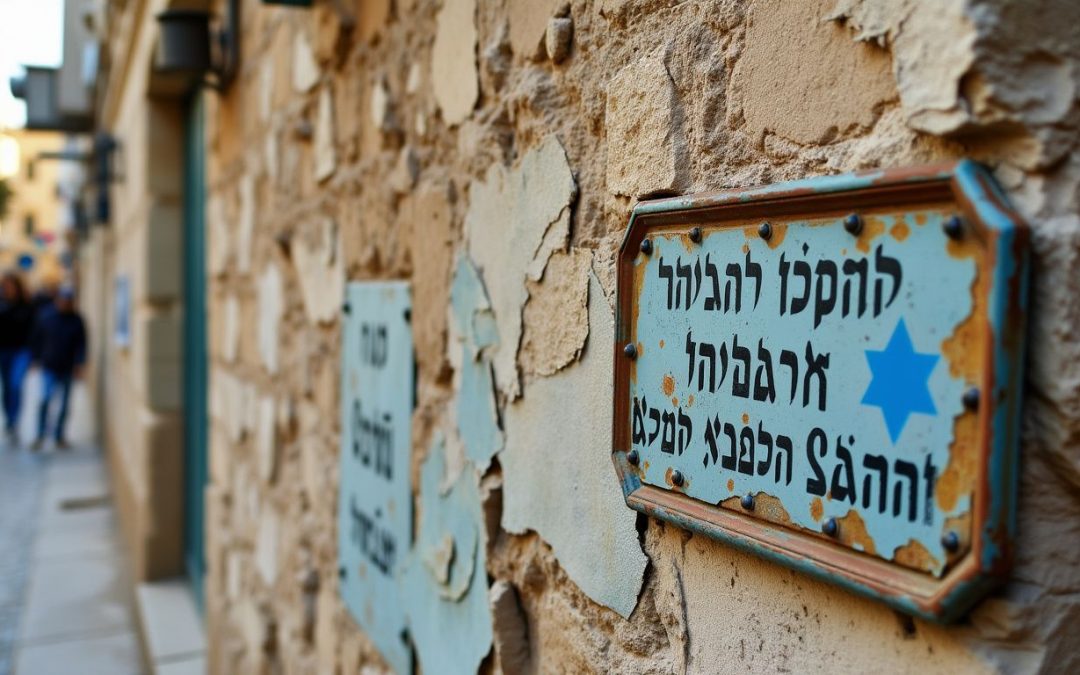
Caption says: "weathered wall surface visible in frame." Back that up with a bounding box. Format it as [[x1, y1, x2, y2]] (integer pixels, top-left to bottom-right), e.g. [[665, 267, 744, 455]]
[[182, 0, 1080, 672]]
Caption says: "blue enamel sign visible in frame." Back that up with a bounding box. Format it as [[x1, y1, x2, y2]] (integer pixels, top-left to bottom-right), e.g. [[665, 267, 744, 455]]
[[613, 162, 1028, 622], [338, 281, 414, 673]]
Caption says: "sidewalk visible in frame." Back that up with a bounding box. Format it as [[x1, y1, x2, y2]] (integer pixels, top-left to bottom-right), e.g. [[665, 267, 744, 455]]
[[0, 373, 145, 675]]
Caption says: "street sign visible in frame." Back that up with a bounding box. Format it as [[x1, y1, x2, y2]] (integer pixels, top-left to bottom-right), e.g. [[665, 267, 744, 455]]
[[612, 162, 1028, 622], [338, 281, 414, 673]]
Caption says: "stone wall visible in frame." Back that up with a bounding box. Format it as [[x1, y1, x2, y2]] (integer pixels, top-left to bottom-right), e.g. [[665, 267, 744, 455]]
[[141, 0, 1080, 672]]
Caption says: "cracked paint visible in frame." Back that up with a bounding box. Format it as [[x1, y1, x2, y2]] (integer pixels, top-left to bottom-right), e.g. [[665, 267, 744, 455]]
[[449, 254, 503, 471], [403, 433, 493, 675], [502, 271, 647, 618]]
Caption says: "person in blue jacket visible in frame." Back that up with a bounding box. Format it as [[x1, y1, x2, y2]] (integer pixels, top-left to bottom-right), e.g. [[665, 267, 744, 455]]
[[0, 272, 34, 442], [29, 285, 86, 450]]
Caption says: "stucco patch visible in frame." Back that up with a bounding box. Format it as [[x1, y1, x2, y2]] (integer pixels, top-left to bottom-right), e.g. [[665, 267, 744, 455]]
[[465, 135, 577, 400], [432, 0, 478, 126], [606, 45, 686, 197], [502, 271, 647, 619], [292, 219, 344, 325], [257, 263, 283, 374], [732, 0, 895, 146], [508, 0, 565, 59]]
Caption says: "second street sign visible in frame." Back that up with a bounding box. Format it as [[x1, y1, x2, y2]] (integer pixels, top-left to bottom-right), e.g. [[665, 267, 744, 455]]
[[612, 162, 1028, 622]]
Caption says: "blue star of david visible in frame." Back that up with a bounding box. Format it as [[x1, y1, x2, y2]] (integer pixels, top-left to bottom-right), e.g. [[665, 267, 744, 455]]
[[861, 319, 940, 444]]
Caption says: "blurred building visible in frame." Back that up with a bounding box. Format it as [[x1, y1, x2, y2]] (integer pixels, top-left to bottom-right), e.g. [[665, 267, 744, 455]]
[[22, 0, 1080, 673], [0, 128, 70, 288]]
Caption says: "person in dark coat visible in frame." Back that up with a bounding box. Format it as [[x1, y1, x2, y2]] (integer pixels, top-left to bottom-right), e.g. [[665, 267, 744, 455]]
[[0, 272, 34, 441], [29, 285, 87, 450]]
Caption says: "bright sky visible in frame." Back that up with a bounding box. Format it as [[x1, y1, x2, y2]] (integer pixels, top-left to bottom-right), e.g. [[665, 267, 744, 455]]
[[0, 0, 66, 129]]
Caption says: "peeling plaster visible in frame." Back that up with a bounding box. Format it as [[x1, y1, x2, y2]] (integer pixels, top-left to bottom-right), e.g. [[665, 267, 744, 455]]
[[465, 134, 577, 400], [449, 255, 503, 471], [520, 247, 592, 378], [403, 434, 493, 675], [502, 271, 647, 619]]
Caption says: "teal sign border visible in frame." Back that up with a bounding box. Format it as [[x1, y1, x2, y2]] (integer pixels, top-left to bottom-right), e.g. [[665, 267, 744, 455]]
[[612, 161, 1029, 622]]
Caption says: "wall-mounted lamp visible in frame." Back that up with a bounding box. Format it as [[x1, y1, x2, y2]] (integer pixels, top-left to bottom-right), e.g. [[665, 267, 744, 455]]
[[155, 0, 239, 90]]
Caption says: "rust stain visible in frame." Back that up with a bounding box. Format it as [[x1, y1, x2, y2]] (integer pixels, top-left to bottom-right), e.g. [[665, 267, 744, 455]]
[[914, 213, 928, 226], [894, 539, 939, 574], [890, 221, 910, 242], [810, 497, 823, 522], [720, 493, 791, 527], [743, 222, 788, 250], [659, 339, 665, 349], [742, 242, 750, 253], [671, 397, 679, 406], [854, 216, 887, 254], [727, 478, 734, 492], [741, 413, 749, 424], [836, 510, 877, 556], [636, 341, 645, 357], [937, 227, 986, 513], [687, 394, 694, 407], [662, 374, 675, 397]]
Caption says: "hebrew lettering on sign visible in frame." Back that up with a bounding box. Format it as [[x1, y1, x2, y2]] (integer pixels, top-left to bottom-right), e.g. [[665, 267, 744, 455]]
[[613, 162, 1028, 623], [338, 281, 413, 674]]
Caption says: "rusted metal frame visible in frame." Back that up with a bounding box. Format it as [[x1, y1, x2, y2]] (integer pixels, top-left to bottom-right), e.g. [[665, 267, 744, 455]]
[[611, 161, 1028, 623]]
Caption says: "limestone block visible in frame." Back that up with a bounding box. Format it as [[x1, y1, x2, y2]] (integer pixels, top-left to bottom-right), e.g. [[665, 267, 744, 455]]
[[501, 272, 647, 618], [432, 0, 478, 126], [402, 184, 453, 383], [388, 146, 419, 195], [207, 194, 231, 276], [256, 395, 278, 484], [223, 295, 239, 363], [291, 219, 344, 325], [732, 0, 896, 145], [508, 0, 565, 59], [145, 203, 182, 301], [519, 248, 591, 378], [357, 0, 390, 42], [489, 580, 530, 674], [259, 59, 273, 123], [465, 135, 577, 399], [314, 86, 337, 182], [292, 33, 320, 93], [255, 507, 280, 588], [545, 17, 573, 63], [606, 46, 685, 197], [370, 77, 395, 134], [237, 174, 255, 274], [257, 263, 284, 374]]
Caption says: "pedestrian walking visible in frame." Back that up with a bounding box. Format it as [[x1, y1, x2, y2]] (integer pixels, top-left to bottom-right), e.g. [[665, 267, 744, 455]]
[[29, 285, 86, 451], [0, 272, 34, 442]]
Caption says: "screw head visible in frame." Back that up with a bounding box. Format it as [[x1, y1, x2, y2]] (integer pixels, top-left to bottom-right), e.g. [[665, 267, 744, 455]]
[[942, 531, 960, 553], [741, 493, 755, 511], [342, 303, 351, 314], [758, 222, 772, 240], [689, 226, 703, 243], [822, 517, 839, 537], [623, 342, 638, 360], [944, 215, 964, 239], [627, 449, 640, 466], [962, 387, 980, 411], [671, 470, 685, 487], [640, 238, 653, 255], [844, 213, 863, 235]]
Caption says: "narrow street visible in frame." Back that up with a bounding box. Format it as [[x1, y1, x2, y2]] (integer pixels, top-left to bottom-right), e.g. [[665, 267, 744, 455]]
[[0, 373, 144, 675]]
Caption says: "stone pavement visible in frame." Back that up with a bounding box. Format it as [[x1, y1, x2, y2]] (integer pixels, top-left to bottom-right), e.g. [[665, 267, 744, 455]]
[[0, 373, 146, 675]]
